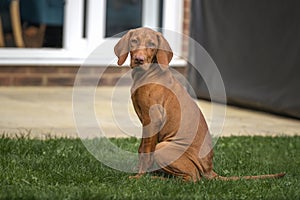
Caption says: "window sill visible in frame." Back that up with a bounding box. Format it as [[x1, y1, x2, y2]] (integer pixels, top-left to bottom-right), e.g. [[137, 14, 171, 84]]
[[0, 54, 187, 67]]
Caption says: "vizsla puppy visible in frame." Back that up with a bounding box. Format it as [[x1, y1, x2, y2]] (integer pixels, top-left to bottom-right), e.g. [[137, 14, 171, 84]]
[[114, 27, 285, 182]]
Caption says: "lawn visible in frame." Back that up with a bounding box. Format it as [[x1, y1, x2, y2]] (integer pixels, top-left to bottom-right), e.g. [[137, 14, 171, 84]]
[[0, 136, 299, 200]]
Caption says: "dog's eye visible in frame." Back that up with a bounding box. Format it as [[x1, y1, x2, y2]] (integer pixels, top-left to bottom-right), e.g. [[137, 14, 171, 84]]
[[147, 42, 156, 48], [130, 39, 138, 45]]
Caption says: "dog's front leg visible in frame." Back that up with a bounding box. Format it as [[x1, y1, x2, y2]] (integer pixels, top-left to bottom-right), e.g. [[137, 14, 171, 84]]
[[138, 135, 157, 172], [129, 136, 157, 179], [131, 115, 161, 179], [131, 94, 165, 179]]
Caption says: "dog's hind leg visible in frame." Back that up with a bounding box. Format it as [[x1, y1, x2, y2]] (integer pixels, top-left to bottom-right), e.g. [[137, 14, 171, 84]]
[[153, 142, 202, 182]]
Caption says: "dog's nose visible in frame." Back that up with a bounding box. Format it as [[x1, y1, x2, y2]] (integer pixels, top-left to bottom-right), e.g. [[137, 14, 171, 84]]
[[134, 55, 145, 65]]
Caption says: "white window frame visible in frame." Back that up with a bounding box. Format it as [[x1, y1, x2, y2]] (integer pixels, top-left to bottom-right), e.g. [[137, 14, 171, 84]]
[[0, 0, 184, 66]]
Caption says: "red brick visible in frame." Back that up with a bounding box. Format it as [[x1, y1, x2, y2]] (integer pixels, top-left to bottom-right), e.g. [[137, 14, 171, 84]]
[[0, 77, 11, 86], [184, 0, 191, 9], [13, 76, 43, 86], [47, 77, 75, 86], [173, 67, 187, 75], [77, 67, 101, 75], [102, 67, 129, 74], [0, 66, 28, 73], [59, 67, 79, 74], [28, 66, 59, 74]]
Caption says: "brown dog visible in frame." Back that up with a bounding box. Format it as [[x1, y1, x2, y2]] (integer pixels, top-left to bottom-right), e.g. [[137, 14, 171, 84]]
[[114, 27, 285, 181]]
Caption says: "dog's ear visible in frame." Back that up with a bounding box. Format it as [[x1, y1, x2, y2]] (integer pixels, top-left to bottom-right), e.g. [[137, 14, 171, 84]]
[[114, 30, 133, 65], [156, 32, 173, 68]]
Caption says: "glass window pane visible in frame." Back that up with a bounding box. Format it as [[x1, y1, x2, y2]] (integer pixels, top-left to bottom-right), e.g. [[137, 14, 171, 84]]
[[0, 0, 64, 48], [105, 0, 142, 37], [20, 0, 64, 48]]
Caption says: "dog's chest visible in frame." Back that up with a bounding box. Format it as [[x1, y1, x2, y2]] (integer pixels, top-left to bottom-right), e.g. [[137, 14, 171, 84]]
[[131, 64, 174, 93]]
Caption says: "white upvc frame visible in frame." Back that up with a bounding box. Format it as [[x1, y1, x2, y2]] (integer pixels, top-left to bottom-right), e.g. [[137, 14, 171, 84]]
[[0, 0, 184, 66]]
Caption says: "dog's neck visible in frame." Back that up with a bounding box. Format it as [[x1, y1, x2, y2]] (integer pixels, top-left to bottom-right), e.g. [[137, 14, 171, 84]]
[[131, 63, 163, 81], [131, 63, 174, 94]]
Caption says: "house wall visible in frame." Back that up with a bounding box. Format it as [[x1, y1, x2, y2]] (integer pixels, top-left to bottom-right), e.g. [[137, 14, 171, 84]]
[[0, 0, 191, 86]]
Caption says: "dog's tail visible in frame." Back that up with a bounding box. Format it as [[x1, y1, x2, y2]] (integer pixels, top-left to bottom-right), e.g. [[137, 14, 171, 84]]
[[204, 171, 286, 181], [215, 173, 286, 180]]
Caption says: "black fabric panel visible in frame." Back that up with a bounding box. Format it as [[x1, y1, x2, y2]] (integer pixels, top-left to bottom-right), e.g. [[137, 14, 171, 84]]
[[188, 0, 300, 119]]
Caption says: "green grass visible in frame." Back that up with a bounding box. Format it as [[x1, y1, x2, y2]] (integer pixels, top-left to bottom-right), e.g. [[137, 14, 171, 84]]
[[0, 136, 299, 200]]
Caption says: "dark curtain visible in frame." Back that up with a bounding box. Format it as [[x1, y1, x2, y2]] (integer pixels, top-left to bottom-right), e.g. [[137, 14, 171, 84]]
[[188, 0, 300, 119]]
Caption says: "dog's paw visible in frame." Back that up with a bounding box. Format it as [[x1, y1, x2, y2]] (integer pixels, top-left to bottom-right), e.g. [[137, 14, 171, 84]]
[[129, 174, 143, 179]]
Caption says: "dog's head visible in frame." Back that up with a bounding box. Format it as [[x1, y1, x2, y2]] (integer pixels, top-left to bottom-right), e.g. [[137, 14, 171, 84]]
[[114, 27, 173, 68]]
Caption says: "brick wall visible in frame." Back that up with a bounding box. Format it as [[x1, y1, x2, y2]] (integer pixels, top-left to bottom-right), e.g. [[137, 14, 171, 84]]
[[182, 0, 191, 59], [0, 66, 187, 86], [0, 66, 78, 86], [0, 66, 128, 86]]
